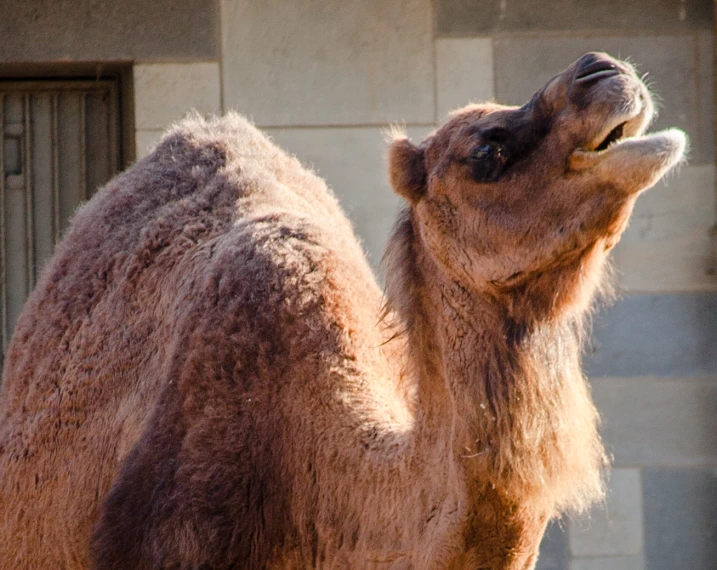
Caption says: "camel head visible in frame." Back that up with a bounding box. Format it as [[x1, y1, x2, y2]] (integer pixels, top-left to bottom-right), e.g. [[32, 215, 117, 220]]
[[389, 52, 686, 297]]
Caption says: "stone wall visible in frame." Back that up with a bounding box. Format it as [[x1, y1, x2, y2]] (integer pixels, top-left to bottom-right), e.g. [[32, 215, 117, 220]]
[[2, 1, 716, 568]]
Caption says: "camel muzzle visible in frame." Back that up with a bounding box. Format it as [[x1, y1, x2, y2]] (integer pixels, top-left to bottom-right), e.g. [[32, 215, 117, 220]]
[[573, 52, 623, 86]]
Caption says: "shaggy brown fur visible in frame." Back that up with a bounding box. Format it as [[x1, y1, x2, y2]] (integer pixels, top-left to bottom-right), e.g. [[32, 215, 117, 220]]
[[0, 53, 685, 569]]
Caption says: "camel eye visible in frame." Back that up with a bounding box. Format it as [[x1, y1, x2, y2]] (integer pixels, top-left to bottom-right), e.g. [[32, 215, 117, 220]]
[[472, 143, 493, 160], [469, 142, 508, 182]]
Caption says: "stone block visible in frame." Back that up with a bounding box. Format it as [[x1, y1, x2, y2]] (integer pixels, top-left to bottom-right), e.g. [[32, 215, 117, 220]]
[[619, 166, 715, 244], [569, 555, 645, 570], [536, 521, 569, 570], [135, 130, 164, 160], [613, 165, 717, 292], [264, 126, 433, 271], [0, 0, 218, 62], [134, 63, 221, 130], [221, 0, 434, 126], [695, 32, 714, 166], [493, 35, 713, 163], [591, 376, 717, 467], [614, 238, 717, 295], [435, 38, 494, 121], [585, 293, 717, 378], [643, 468, 717, 569], [569, 469, 643, 557], [435, 0, 712, 36]]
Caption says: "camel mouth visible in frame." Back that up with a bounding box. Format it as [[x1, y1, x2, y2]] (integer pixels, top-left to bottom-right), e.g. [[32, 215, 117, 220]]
[[568, 77, 688, 177], [571, 124, 687, 180], [593, 122, 625, 152], [580, 110, 647, 154]]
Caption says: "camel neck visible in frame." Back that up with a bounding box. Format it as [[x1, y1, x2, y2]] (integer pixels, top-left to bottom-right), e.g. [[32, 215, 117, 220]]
[[407, 250, 512, 459], [383, 208, 518, 452], [382, 207, 604, 517]]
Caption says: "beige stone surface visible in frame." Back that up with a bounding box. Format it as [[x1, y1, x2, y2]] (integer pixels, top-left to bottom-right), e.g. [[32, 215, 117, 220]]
[[569, 469, 644, 557], [569, 554, 645, 570], [695, 32, 714, 167], [435, 0, 712, 36], [613, 165, 717, 292], [0, 0, 219, 62], [592, 376, 717, 466], [435, 38, 494, 121], [265, 125, 434, 271], [135, 130, 165, 160], [221, 0, 434, 126], [134, 62, 221, 130]]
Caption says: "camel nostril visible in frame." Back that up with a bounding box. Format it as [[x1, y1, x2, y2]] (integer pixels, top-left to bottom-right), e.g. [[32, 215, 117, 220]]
[[574, 54, 621, 85]]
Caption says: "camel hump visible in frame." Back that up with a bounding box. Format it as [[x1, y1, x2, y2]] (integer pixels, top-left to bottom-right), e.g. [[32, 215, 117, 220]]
[[2, 110, 375, 410], [6, 111, 366, 369], [0, 112, 384, 569]]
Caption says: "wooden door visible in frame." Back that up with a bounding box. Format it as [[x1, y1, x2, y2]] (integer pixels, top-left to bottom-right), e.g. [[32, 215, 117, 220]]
[[0, 80, 122, 367]]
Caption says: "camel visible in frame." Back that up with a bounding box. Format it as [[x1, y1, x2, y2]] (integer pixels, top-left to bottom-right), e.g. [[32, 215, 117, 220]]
[[0, 52, 685, 569]]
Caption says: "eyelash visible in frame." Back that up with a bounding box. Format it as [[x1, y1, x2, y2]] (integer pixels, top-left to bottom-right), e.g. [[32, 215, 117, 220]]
[[473, 143, 493, 159], [472, 142, 506, 161], [468, 141, 509, 181]]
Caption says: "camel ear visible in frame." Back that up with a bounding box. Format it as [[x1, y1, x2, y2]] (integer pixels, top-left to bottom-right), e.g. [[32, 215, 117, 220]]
[[389, 138, 426, 203]]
